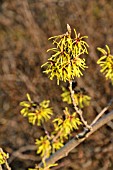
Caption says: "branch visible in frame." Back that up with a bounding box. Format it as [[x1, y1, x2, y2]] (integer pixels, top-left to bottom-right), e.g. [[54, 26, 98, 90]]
[[91, 97, 113, 126], [9, 145, 37, 163], [38, 109, 113, 168], [0, 148, 11, 170], [0, 164, 3, 170], [69, 80, 91, 129]]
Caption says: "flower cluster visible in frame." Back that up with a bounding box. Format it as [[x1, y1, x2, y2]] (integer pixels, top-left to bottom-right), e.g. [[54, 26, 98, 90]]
[[42, 24, 89, 84], [61, 86, 91, 108], [20, 94, 53, 126], [97, 45, 113, 84], [20, 95, 82, 163], [35, 135, 64, 159], [0, 148, 9, 165], [53, 107, 82, 136], [34, 107, 81, 161], [36, 136, 51, 158]]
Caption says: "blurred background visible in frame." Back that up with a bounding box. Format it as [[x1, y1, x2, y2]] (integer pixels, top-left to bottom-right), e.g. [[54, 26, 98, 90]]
[[0, 0, 113, 169]]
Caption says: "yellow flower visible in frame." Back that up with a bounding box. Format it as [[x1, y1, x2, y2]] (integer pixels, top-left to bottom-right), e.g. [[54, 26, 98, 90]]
[[97, 45, 113, 84], [42, 25, 89, 84], [20, 94, 53, 126], [35, 136, 51, 158]]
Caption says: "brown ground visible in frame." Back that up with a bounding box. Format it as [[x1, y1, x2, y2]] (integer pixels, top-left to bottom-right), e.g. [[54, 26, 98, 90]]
[[0, 0, 113, 170]]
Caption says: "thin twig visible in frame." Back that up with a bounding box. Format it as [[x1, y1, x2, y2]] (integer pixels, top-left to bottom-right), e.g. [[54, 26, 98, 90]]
[[0, 164, 3, 170], [91, 98, 113, 126], [9, 145, 37, 163], [42, 123, 51, 140], [5, 160, 11, 170], [52, 130, 62, 143], [69, 80, 91, 129], [0, 148, 11, 170]]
